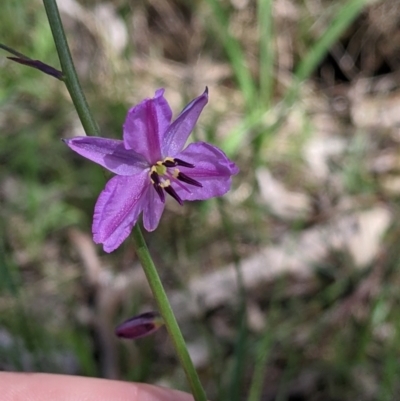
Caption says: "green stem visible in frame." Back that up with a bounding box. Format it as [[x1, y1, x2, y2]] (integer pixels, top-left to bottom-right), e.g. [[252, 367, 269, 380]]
[[132, 225, 207, 401], [42, 1, 207, 400], [43, 0, 98, 136]]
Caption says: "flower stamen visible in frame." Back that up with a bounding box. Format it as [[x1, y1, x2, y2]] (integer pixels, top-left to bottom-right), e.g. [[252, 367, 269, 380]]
[[151, 157, 201, 204], [174, 158, 195, 168], [150, 171, 165, 203], [176, 171, 202, 187], [162, 158, 195, 169], [163, 184, 183, 205]]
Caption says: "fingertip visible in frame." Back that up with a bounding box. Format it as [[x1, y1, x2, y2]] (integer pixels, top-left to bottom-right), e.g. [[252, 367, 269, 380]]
[[0, 372, 194, 401]]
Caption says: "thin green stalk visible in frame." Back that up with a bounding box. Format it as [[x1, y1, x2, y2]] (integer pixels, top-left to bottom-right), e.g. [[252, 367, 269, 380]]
[[205, 0, 256, 108], [131, 226, 207, 400], [0, 42, 31, 60], [222, 0, 371, 160], [43, 0, 98, 136], [42, 1, 207, 399], [294, 0, 370, 82], [257, 0, 274, 108], [247, 330, 273, 401], [217, 198, 248, 401]]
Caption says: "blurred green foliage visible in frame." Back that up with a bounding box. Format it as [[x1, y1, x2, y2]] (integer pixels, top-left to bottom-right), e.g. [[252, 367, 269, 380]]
[[2, 0, 400, 400]]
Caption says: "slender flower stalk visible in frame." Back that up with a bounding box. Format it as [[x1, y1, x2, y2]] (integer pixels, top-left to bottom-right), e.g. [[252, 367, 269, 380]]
[[42, 1, 208, 400], [43, 0, 97, 136]]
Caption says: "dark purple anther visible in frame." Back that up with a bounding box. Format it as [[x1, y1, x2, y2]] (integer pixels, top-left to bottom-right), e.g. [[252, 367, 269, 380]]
[[164, 185, 183, 205], [174, 158, 195, 168], [151, 171, 165, 203], [177, 172, 202, 187]]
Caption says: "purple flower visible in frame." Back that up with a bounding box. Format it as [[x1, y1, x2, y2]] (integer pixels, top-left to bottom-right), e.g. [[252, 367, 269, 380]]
[[63, 88, 238, 252], [115, 311, 164, 340]]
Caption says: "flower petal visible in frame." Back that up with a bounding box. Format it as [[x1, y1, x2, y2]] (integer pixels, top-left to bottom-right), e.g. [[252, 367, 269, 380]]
[[161, 88, 208, 157], [93, 173, 149, 252], [142, 186, 166, 231], [175, 142, 239, 201], [63, 137, 148, 175], [123, 89, 172, 163], [115, 311, 164, 340]]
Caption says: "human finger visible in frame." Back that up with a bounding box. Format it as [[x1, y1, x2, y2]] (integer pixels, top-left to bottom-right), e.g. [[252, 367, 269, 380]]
[[0, 372, 194, 401]]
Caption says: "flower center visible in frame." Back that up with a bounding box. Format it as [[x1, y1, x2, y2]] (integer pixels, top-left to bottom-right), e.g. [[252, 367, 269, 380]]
[[149, 157, 202, 205]]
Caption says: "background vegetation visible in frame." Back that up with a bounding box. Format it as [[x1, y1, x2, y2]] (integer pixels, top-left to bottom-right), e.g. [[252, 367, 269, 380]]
[[2, 0, 400, 400]]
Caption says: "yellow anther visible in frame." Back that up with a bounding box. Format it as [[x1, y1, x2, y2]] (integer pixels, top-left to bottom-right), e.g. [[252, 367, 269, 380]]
[[160, 179, 171, 188]]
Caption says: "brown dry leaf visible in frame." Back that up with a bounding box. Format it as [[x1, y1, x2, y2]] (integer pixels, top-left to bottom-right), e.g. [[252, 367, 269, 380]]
[[170, 207, 391, 321], [256, 167, 312, 220], [351, 91, 400, 129]]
